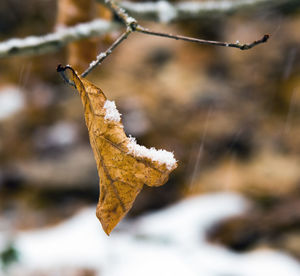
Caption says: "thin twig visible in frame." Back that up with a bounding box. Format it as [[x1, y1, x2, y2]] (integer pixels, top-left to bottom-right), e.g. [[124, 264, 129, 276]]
[[81, 27, 133, 77], [135, 26, 270, 50]]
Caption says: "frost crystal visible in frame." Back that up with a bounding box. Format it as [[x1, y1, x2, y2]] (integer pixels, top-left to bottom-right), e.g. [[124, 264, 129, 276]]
[[97, 52, 106, 60], [127, 136, 177, 170], [89, 60, 97, 68], [126, 17, 136, 25], [104, 100, 121, 122]]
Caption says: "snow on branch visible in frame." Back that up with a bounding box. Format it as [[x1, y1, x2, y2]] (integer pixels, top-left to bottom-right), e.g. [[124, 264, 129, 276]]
[[107, 0, 272, 23], [0, 19, 117, 58]]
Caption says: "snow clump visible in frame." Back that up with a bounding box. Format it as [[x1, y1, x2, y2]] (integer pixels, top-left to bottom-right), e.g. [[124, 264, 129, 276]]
[[127, 136, 177, 170], [103, 100, 121, 122]]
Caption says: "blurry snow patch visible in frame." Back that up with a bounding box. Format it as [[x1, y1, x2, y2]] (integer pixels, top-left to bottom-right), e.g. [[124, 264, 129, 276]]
[[104, 100, 121, 122], [177, 0, 262, 14], [157, 1, 177, 23], [4, 193, 300, 276], [178, 0, 232, 13], [127, 136, 177, 170], [121, 0, 176, 22], [15, 209, 107, 270], [134, 193, 246, 243], [43, 121, 78, 147], [121, 1, 158, 13], [34, 121, 78, 149], [0, 86, 25, 120]]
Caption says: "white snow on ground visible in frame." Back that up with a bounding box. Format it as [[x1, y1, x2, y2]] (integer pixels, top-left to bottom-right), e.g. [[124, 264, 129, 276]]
[[156, 1, 177, 23], [3, 192, 300, 276], [0, 86, 25, 120]]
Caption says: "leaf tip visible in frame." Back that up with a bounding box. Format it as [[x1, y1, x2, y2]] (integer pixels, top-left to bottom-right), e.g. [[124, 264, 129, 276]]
[[101, 220, 113, 236], [96, 207, 114, 235]]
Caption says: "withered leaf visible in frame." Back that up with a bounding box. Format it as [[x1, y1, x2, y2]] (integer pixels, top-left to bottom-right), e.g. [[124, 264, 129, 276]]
[[58, 65, 177, 235]]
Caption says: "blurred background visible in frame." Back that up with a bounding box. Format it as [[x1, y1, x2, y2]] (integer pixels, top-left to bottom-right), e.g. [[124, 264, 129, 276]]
[[1, 0, 300, 275]]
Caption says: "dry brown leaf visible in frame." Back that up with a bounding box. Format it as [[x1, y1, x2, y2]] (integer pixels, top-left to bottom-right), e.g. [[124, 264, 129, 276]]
[[58, 65, 177, 235]]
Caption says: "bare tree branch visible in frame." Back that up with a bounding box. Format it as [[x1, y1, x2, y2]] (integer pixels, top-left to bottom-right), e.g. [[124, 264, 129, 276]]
[[0, 19, 118, 58], [99, 0, 273, 22]]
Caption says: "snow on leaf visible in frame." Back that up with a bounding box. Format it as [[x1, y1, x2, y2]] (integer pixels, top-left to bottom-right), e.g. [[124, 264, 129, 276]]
[[103, 100, 122, 122], [58, 65, 177, 235], [127, 136, 177, 170]]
